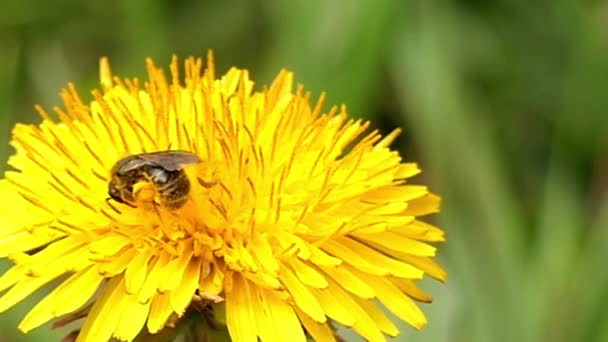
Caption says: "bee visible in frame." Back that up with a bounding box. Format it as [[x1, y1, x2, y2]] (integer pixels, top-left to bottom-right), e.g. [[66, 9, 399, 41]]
[[108, 150, 202, 210]]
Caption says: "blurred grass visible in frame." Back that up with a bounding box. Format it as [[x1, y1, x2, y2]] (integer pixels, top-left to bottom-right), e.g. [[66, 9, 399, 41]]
[[0, 0, 607, 341]]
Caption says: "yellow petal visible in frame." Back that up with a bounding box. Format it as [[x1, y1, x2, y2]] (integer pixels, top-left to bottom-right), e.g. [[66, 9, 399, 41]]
[[199, 261, 224, 296], [242, 271, 282, 290], [258, 286, 306, 342], [170, 257, 201, 315], [354, 297, 399, 337], [335, 237, 424, 279], [403, 220, 445, 242], [77, 276, 127, 342], [353, 270, 427, 330], [305, 244, 342, 267], [0, 271, 63, 313], [308, 287, 356, 327], [147, 292, 173, 334], [97, 248, 137, 277], [267, 70, 294, 106], [374, 127, 401, 148], [158, 242, 193, 292], [394, 163, 420, 179], [318, 264, 375, 299], [363, 185, 428, 203], [321, 239, 387, 276], [390, 277, 433, 303], [125, 251, 151, 295], [279, 264, 326, 323], [355, 231, 437, 256], [403, 193, 441, 216], [88, 234, 131, 255], [290, 257, 328, 289], [250, 284, 279, 341], [28, 245, 91, 276], [19, 266, 103, 332], [226, 274, 258, 342], [295, 307, 336, 342], [138, 252, 170, 303], [250, 233, 279, 274], [325, 279, 385, 342], [0, 265, 26, 292], [383, 253, 447, 282], [114, 295, 150, 341], [0, 232, 58, 258]]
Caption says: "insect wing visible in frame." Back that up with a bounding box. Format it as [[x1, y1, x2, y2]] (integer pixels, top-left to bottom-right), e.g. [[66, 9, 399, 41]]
[[135, 151, 201, 171]]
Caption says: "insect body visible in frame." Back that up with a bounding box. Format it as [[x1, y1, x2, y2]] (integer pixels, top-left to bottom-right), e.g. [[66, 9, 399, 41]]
[[108, 151, 201, 210]]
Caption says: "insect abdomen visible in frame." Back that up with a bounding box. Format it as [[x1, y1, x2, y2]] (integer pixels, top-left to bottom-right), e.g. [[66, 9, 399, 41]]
[[157, 171, 191, 209]]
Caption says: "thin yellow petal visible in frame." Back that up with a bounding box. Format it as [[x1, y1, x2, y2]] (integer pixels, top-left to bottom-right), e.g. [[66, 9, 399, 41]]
[[279, 264, 326, 323], [403, 220, 446, 242], [290, 257, 328, 289], [77, 276, 126, 342], [251, 285, 279, 341], [318, 264, 375, 299], [97, 248, 137, 277], [353, 270, 427, 330], [250, 231, 279, 274], [390, 277, 433, 303], [158, 242, 193, 292], [99, 57, 113, 89], [114, 295, 150, 341], [0, 232, 58, 258], [147, 292, 173, 334], [335, 237, 424, 279], [403, 193, 441, 216], [355, 231, 437, 256], [170, 257, 201, 315], [365, 202, 410, 215], [267, 70, 294, 106], [125, 251, 151, 295], [226, 274, 258, 342], [375, 127, 401, 148], [28, 245, 91, 276], [88, 234, 131, 256], [0, 265, 26, 292], [394, 163, 420, 179], [308, 287, 356, 327], [305, 244, 342, 267], [382, 252, 447, 282], [363, 185, 428, 203], [138, 252, 170, 303], [0, 272, 62, 313], [199, 261, 224, 296], [325, 279, 385, 342], [295, 307, 336, 342], [321, 239, 387, 276], [19, 266, 103, 332], [259, 286, 306, 342], [24, 236, 86, 266], [354, 297, 399, 337]]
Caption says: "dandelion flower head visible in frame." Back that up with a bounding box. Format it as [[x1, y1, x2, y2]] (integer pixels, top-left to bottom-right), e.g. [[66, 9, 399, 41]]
[[0, 52, 446, 342]]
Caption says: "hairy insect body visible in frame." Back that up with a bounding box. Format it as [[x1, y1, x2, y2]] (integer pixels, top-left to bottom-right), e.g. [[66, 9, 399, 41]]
[[108, 151, 201, 210]]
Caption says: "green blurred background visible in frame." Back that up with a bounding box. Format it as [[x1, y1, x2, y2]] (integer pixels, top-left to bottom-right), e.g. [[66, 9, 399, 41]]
[[1, 0, 608, 341]]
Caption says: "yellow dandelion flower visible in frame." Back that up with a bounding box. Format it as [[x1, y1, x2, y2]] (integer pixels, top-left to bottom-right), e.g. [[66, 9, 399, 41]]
[[0, 52, 446, 342]]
